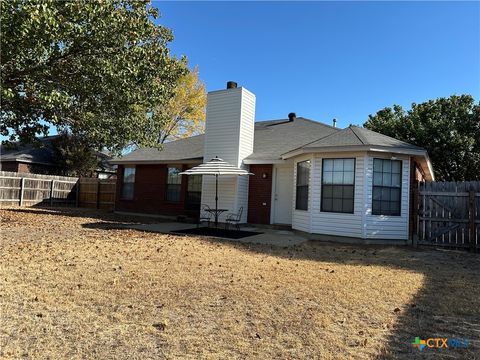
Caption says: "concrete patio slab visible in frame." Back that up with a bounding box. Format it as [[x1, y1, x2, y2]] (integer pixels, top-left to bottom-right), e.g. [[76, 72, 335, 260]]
[[127, 222, 308, 247]]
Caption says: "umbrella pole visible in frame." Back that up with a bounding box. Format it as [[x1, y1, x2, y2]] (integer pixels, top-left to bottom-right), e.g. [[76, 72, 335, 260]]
[[215, 174, 218, 227]]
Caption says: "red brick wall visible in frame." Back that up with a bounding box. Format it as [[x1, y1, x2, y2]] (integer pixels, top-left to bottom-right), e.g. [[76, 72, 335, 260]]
[[247, 164, 273, 224], [115, 164, 198, 218], [1, 161, 58, 175]]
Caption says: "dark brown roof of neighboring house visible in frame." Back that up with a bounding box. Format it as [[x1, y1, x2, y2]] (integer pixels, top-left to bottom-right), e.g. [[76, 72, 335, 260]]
[[1, 136, 116, 173], [1, 136, 58, 165]]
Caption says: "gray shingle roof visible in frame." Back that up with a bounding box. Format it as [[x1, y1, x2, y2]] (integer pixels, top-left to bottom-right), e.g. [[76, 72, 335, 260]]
[[303, 125, 424, 150], [111, 120, 424, 164], [0, 136, 58, 165], [114, 134, 205, 163], [247, 118, 339, 160], [112, 118, 339, 163]]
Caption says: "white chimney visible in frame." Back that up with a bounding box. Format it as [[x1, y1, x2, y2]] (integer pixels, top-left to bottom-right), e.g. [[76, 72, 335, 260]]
[[201, 82, 256, 223], [203, 82, 255, 166]]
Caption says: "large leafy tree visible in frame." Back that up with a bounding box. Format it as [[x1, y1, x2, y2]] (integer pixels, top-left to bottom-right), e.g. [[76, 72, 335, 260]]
[[156, 66, 206, 144], [1, 0, 186, 151], [364, 95, 480, 181], [51, 132, 99, 177]]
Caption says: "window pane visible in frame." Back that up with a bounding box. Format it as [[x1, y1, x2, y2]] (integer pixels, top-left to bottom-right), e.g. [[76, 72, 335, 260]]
[[382, 173, 391, 186], [332, 199, 342, 212], [381, 187, 391, 201], [323, 159, 333, 171], [391, 188, 401, 202], [391, 161, 401, 174], [373, 159, 383, 172], [343, 185, 354, 199], [124, 167, 135, 183], [383, 160, 391, 173], [372, 200, 381, 214], [121, 183, 134, 200], [296, 185, 308, 210], [344, 159, 355, 172], [332, 185, 342, 198], [297, 161, 310, 186], [322, 198, 333, 212], [343, 171, 354, 185], [322, 185, 333, 198], [373, 187, 382, 200], [391, 173, 401, 187], [342, 198, 354, 213], [333, 159, 344, 171], [373, 172, 383, 186], [381, 201, 390, 213], [333, 171, 343, 184], [391, 201, 401, 215], [187, 175, 202, 191], [323, 171, 333, 184], [167, 167, 181, 184], [166, 184, 181, 201]]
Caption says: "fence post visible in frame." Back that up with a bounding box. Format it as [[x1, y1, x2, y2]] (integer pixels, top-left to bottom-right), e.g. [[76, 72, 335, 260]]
[[96, 180, 101, 209], [19, 177, 25, 206], [469, 190, 476, 252], [412, 183, 419, 247], [50, 180, 55, 206], [75, 180, 80, 208]]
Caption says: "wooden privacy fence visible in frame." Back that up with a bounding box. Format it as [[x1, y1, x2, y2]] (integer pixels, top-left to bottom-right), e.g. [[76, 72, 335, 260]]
[[0, 171, 116, 210], [416, 181, 480, 251], [0, 171, 78, 207], [78, 178, 116, 210]]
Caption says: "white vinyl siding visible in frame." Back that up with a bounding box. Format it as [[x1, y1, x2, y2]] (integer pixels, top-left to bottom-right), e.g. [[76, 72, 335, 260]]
[[201, 87, 256, 223]]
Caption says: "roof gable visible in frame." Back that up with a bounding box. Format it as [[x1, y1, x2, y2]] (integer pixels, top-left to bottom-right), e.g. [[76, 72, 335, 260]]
[[303, 125, 424, 150]]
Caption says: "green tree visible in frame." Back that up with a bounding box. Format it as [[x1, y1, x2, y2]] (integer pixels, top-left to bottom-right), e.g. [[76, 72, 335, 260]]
[[364, 95, 480, 181], [1, 0, 186, 151], [51, 133, 99, 177]]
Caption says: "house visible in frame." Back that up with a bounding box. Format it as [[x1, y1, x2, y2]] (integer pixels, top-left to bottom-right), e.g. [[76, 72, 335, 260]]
[[0, 136, 117, 178], [111, 82, 434, 243]]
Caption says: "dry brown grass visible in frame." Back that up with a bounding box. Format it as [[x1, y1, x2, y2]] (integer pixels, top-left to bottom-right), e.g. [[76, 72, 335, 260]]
[[1, 207, 479, 359]]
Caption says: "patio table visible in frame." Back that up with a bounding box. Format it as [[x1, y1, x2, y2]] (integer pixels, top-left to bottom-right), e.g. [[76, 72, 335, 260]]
[[205, 208, 228, 228]]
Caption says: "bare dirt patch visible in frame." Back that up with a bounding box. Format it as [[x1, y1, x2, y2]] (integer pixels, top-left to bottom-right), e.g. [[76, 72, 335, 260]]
[[1, 207, 479, 359]]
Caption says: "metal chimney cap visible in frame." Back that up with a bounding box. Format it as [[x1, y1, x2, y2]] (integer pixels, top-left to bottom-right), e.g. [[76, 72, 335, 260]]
[[288, 112, 296, 121], [226, 81, 238, 89]]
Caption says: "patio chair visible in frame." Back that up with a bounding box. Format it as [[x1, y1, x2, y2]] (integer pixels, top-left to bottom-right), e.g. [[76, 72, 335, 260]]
[[198, 204, 212, 228], [225, 206, 243, 231]]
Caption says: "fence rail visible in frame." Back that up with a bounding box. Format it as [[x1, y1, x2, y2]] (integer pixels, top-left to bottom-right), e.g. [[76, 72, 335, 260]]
[[0, 171, 116, 210], [416, 181, 479, 251]]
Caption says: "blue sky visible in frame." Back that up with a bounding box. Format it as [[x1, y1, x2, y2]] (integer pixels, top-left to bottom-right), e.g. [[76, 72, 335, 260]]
[[156, 1, 479, 128]]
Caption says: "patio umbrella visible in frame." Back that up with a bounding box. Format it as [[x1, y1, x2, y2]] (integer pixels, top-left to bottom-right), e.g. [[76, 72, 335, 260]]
[[179, 156, 253, 226]]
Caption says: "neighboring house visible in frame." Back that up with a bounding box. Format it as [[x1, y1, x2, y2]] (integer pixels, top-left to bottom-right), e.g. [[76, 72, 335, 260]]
[[0, 136, 117, 178], [111, 82, 434, 242]]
